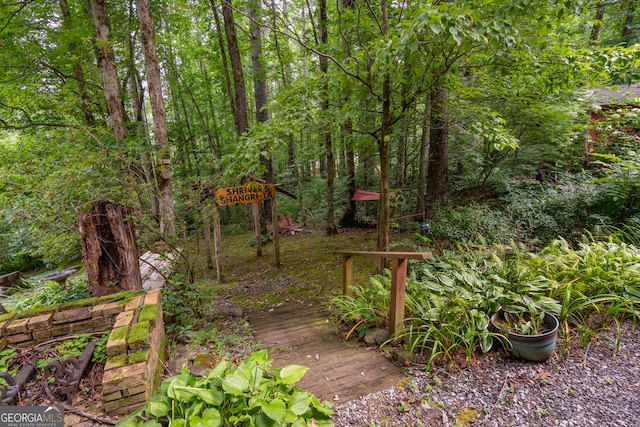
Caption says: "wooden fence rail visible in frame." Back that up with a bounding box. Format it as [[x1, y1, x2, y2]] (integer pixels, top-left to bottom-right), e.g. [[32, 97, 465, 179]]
[[334, 250, 433, 336]]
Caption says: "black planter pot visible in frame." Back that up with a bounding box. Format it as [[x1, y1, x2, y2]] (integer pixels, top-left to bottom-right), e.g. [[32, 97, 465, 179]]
[[491, 309, 559, 362]]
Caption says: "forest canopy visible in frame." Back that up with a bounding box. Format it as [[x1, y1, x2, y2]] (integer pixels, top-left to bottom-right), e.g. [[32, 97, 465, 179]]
[[0, 0, 639, 272]]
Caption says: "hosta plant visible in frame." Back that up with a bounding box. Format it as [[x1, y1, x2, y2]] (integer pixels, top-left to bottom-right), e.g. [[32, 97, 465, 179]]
[[116, 350, 334, 427]]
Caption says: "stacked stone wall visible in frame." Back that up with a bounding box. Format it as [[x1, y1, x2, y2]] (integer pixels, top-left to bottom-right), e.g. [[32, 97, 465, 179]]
[[0, 289, 165, 417]]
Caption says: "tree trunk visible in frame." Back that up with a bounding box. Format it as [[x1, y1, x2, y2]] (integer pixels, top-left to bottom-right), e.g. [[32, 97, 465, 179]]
[[376, 0, 391, 270], [89, 0, 127, 141], [589, 2, 605, 44], [222, 0, 250, 136], [339, 121, 356, 227], [417, 92, 430, 216], [78, 200, 142, 297], [425, 82, 449, 219], [59, 0, 95, 127], [126, 27, 158, 220], [622, 0, 636, 45], [319, 0, 338, 235], [338, 0, 356, 228], [209, 0, 237, 128], [249, 0, 275, 231], [136, 0, 176, 238]]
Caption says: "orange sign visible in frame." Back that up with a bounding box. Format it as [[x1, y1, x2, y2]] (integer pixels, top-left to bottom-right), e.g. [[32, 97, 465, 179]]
[[214, 182, 276, 206]]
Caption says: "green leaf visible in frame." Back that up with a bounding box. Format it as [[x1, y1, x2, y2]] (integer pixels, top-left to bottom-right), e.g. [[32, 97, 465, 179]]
[[114, 419, 138, 427], [258, 398, 286, 422], [147, 396, 170, 417], [196, 389, 224, 405], [207, 360, 229, 378], [250, 349, 270, 364], [167, 377, 192, 402], [278, 365, 308, 385], [201, 408, 223, 427], [255, 411, 280, 427], [429, 23, 442, 34], [222, 373, 249, 395], [190, 408, 222, 427], [288, 391, 312, 416]]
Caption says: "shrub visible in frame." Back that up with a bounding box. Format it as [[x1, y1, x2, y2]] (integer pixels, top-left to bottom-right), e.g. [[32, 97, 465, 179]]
[[430, 204, 517, 244]]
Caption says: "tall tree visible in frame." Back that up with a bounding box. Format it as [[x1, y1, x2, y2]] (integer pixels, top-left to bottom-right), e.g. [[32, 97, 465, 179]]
[[425, 82, 449, 218], [621, 0, 636, 45], [249, 0, 275, 227], [319, 0, 338, 235], [89, 0, 128, 141], [377, 0, 391, 260], [135, 0, 176, 237], [221, 0, 250, 137], [59, 0, 95, 127]]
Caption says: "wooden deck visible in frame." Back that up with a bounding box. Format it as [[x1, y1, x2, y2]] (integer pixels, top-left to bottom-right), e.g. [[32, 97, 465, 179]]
[[249, 301, 405, 402]]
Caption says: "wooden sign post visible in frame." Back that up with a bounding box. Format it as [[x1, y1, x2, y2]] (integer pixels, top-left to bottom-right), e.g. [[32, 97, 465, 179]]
[[213, 182, 280, 267]]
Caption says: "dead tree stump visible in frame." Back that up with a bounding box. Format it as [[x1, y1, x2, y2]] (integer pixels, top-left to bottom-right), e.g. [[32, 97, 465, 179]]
[[78, 200, 142, 297]]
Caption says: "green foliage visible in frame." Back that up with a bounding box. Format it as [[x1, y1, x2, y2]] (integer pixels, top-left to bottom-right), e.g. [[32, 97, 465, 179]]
[[430, 204, 517, 244], [332, 235, 640, 369], [331, 276, 391, 329], [0, 347, 18, 380], [117, 350, 334, 427], [92, 331, 110, 364], [7, 279, 90, 314], [55, 335, 92, 359]]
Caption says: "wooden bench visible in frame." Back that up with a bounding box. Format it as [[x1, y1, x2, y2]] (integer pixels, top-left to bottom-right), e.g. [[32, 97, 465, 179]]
[[334, 250, 433, 336]]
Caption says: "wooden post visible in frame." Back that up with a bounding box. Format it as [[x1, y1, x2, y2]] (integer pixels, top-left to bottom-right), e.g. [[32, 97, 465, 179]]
[[389, 258, 407, 336], [252, 204, 262, 256], [342, 254, 354, 297], [212, 203, 223, 281], [334, 250, 433, 338], [271, 195, 280, 267], [203, 204, 213, 270]]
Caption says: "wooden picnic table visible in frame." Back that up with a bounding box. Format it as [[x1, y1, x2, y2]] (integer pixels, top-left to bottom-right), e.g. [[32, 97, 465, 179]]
[[334, 250, 433, 337]]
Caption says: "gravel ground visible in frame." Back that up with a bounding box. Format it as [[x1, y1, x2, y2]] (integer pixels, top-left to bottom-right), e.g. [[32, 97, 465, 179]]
[[332, 320, 640, 427]]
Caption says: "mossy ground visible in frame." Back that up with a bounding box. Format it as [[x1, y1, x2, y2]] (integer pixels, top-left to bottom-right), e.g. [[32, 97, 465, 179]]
[[164, 225, 421, 361]]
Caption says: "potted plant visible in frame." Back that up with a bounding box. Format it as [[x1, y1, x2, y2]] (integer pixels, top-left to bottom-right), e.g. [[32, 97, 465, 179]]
[[491, 303, 559, 362]]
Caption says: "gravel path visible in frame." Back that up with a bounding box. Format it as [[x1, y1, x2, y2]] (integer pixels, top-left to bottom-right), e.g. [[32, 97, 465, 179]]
[[332, 320, 640, 426]]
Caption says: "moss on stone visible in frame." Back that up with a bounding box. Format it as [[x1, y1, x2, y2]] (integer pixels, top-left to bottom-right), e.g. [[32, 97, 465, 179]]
[[128, 349, 150, 365], [105, 354, 128, 370], [0, 312, 16, 323], [96, 290, 145, 305], [137, 304, 158, 324], [110, 326, 128, 341], [128, 321, 150, 350], [194, 352, 215, 368]]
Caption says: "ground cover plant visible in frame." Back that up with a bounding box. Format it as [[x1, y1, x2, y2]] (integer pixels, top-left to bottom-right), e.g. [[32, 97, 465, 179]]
[[117, 350, 334, 427], [331, 230, 640, 369]]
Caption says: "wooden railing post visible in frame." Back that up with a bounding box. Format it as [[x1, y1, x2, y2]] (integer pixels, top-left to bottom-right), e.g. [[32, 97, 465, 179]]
[[335, 250, 433, 338], [342, 254, 354, 297], [389, 258, 407, 336]]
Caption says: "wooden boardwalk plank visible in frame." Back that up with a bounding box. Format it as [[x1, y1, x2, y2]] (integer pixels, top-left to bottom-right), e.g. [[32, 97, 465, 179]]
[[249, 300, 405, 403]]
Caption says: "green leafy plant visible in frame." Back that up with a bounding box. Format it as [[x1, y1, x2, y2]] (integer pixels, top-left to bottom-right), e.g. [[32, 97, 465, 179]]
[[0, 347, 18, 383], [493, 310, 547, 336], [9, 279, 90, 314], [332, 233, 640, 369], [92, 331, 110, 364], [117, 350, 334, 427]]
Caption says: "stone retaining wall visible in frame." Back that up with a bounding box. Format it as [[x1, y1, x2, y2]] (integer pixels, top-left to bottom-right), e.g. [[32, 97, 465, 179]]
[[0, 289, 165, 417], [102, 289, 165, 416]]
